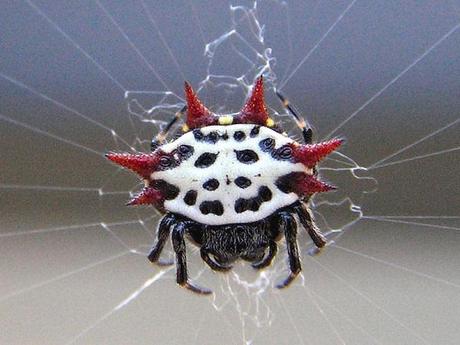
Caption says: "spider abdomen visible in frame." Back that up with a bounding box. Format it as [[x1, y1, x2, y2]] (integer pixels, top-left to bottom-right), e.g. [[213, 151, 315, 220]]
[[153, 124, 308, 225]]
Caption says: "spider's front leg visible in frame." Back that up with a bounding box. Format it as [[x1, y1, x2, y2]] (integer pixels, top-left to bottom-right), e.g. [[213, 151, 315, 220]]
[[147, 213, 175, 266], [277, 211, 301, 289], [172, 222, 212, 295]]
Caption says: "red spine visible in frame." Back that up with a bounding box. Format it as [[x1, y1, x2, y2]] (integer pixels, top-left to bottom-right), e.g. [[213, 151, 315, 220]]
[[127, 187, 163, 206], [184, 82, 217, 129], [105, 152, 160, 179], [235, 76, 269, 125], [291, 139, 343, 168]]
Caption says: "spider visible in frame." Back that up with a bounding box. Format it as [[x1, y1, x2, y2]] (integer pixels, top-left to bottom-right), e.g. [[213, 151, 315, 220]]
[[106, 77, 342, 294]]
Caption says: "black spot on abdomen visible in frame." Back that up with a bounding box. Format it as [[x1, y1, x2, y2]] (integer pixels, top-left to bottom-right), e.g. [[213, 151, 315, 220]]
[[193, 129, 204, 141], [206, 131, 219, 143], [272, 145, 293, 161], [184, 190, 197, 205], [235, 149, 259, 164], [193, 129, 228, 143], [275, 172, 303, 193], [259, 186, 272, 201], [194, 152, 219, 168], [259, 138, 275, 152], [235, 198, 260, 213], [234, 185, 272, 213], [150, 180, 179, 200], [233, 131, 246, 141], [250, 126, 260, 137], [199, 200, 224, 216], [203, 178, 219, 191], [177, 145, 194, 160], [235, 198, 250, 213], [234, 176, 252, 189]]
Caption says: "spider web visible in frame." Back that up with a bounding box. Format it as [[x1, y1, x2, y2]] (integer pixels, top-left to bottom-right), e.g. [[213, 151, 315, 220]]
[[1, 1, 459, 344]]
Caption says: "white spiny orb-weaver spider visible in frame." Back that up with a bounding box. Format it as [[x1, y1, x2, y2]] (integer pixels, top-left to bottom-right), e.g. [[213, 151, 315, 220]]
[[106, 77, 342, 294]]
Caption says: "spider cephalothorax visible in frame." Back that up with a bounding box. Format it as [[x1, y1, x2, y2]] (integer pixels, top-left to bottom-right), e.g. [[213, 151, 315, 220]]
[[107, 77, 342, 294]]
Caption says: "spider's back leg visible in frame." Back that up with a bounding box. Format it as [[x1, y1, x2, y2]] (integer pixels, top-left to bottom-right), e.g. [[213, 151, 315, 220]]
[[275, 90, 313, 144], [150, 105, 186, 151]]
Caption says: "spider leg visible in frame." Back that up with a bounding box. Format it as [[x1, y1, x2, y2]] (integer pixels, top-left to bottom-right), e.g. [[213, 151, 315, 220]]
[[252, 241, 278, 269], [147, 214, 175, 266], [200, 248, 233, 272], [275, 90, 313, 144], [172, 222, 212, 295], [151, 105, 186, 151], [294, 202, 327, 251], [277, 211, 302, 289]]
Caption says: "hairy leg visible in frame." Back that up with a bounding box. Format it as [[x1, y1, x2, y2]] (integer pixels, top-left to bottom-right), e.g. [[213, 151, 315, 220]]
[[147, 213, 175, 265], [150, 105, 186, 151], [294, 202, 327, 250], [277, 211, 302, 289], [172, 222, 212, 295], [275, 91, 313, 144]]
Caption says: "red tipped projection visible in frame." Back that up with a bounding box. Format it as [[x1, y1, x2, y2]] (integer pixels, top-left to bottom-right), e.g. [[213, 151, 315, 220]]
[[277, 172, 335, 197], [184, 82, 216, 129], [105, 152, 159, 179], [296, 174, 335, 195], [127, 187, 163, 206], [292, 139, 343, 168], [236, 76, 269, 125]]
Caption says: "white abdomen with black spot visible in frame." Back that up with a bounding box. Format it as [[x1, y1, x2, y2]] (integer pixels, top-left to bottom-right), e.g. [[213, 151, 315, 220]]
[[152, 124, 311, 225]]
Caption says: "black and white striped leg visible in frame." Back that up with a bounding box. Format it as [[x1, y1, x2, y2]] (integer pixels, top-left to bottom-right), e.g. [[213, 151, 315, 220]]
[[150, 105, 187, 151], [277, 212, 301, 289], [147, 214, 175, 266], [275, 91, 313, 144], [294, 202, 327, 250], [172, 222, 212, 295]]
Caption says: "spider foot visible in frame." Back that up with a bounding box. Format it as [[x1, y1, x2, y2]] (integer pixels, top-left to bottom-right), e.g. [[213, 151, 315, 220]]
[[156, 258, 174, 266], [179, 281, 212, 295], [147, 249, 162, 263], [307, 246, 323, 257], [276, 272, 300, 289], [148, 252, 174, 266]]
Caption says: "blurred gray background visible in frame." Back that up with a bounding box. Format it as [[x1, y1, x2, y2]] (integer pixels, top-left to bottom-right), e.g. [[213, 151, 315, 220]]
[[1, 1, 459, 344]]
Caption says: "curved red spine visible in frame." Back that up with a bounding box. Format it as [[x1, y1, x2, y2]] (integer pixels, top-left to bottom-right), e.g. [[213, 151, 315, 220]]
[[127, 187, 163, 206], [291, 139, 343, 168], [235, 76, 269, 125], [279, 172, 335, 196], [105, 152, 160, 179], [296, 174, 335, 195], [184, 82, 217, 129]]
